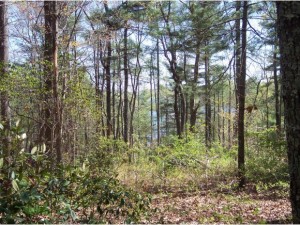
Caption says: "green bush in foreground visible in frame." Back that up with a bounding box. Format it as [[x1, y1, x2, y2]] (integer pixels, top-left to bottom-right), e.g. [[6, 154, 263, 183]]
[[0, 124, 150, 224]]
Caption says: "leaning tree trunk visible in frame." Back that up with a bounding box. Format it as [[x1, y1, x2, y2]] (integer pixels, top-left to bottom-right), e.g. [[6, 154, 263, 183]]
[[277, 2, 300, 223]]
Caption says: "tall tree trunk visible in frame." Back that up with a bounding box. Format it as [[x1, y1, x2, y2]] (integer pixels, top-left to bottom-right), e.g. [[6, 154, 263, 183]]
[[156, 39, 161, 145], [205, 49, 212, 148], [116, 45, 122, 139], [94, 39, 101, 132], [222, 88, 225, 147], [217, 91, 221, 143], [233, 1, 241, 143], [237, 1, 248, 188], [129, 27, 142, 147], [112, 66, 116, 139], [103, 2, 112, 138], [273, 44, 281, 132], [0, 1, 10, 167], [123, 26, 129, 158], [43, 1, 61, 164], [159, 2, 185, 138], [277, 2, 300, 223], [105, 40, 112, 137], [190, 48, 200, 132], [266, 75, 269, 129], [150, 59, 153, 145], [228, 72, 232, 149]]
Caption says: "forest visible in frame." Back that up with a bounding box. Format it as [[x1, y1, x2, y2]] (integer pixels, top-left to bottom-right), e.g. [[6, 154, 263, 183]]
[[1, 1, 300, 223]]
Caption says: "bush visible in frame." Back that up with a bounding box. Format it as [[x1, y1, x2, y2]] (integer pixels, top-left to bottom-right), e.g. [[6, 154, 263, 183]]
[[246, 127, 288, 184], [0, 124, 150, 223]]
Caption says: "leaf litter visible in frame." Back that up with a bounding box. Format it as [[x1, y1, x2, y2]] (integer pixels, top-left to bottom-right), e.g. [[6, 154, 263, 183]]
[[140, 184, 291, 224]]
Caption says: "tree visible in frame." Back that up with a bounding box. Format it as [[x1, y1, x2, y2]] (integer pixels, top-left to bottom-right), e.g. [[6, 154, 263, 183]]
[[42, 1, 62, 164], [103, 2, 112, 138], [237, 1, 248, 188], [159, 2, 186, 138], [0, 1, 10, 171], [277, 2, 300, 223]]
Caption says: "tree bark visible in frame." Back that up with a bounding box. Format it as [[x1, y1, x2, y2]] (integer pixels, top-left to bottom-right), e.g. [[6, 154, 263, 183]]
[[105, 40, 112, 137], [159, 2, 185, 138], [233, 1, 241, 143], [190, 49, 200, 132], [43, 1, 61, 164], [156, 39, 161, 145], [205, 48, 212, 148], [237, 1, 247, 188], [123, 26, 129, 145], [277, 2, 300, 223], [0, 1, 11, 166], [273, 45, 281, 132], [103, 2, 112, 138]]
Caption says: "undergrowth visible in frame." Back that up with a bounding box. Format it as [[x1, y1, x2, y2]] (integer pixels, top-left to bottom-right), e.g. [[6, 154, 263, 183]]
[[0, 122, 150, 224], [118, 128, 288, 195]]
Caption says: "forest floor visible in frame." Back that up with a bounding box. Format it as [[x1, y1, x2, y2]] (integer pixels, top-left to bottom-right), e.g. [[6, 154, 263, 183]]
[[139, 183, 291, 224]]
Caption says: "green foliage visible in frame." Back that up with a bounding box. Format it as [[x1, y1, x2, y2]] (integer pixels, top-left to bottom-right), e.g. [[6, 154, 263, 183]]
[[246, 127, 288, 184], [0, 124, 150, 223], [118, 134, 238, 190], [151, 135, 207, 171]]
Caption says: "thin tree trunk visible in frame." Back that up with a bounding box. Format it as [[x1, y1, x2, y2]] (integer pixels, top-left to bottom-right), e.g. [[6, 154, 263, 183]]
[[156, 39, 161, 145], [105, 40, 112, 137], [150, 59, 153, 145], [123, 26, 130, 161], [228, 71, 232, 149], [205, 48, 211, 148], [129, 27, 142, 147], [222, 88, 225, 147], [212, 92, 215, 143], [123, 26, 129, 143], [218, 91, 221, 143], [266, 75, 269, 129], [190, 49, 200, 132], [273, 45, 281, 132]]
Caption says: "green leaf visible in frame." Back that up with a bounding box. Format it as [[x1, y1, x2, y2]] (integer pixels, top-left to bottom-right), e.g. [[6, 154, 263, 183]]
[[0, 123, 3, 130], [120, 198, 125, 207], [0, 158, 3, 169], [31, 146, 38, 155], [12, 180, 19, 192], [62, 180, 70, 186]]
